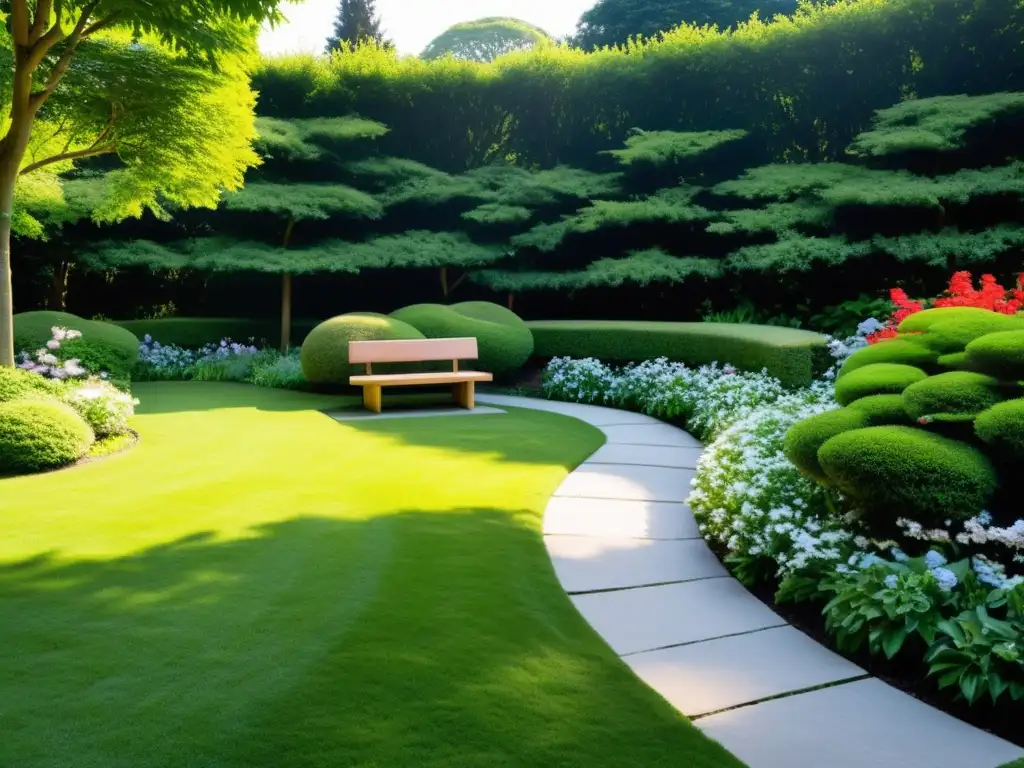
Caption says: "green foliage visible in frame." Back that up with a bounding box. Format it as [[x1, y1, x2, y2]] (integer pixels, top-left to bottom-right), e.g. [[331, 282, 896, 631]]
[[389, 302, 533, 374], [817, 426, 999, 525], [461, 203, 533, 224], [527, 320, 828, 386], [114, 318, 321, 348], [874, 225, 1024, 267], [784, 408, 869, 483], [809, 295, 895, 337], [833, 363, 928, 406], [918, 314, 1024, 355], [325, 0, 391, 52], [344, 156, 449, 187], [898, 307, 1006, 334], [254, 116, 390, 162], [0, 366, 63, 403], [847, 394, 913, 426], [421, 17, 552, 62], [603, 129, 747, 167], [0, 400, 94, 476], [299, 313, 426, 384], [936, 352, 974, 372], [975, 399, 1024, 462], [838, 339, 939, 377], [13, 311, 140, 379], [707, 200, 832, 235], [714, 164, 876, 201], [849, 92, 1024, 157], [902, 371, 1009, 423], [965, 330, 1024, 381], [223, 182, 384, 221], [728, 235, 871, 273], [249, 351, 308, 390]]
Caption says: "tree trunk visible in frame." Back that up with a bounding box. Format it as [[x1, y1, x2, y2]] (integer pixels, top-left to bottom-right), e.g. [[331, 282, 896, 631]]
[[507, 293, 515, 311], [280, 218, 296, 353], [440, 266, 449, 299], [0, 170, 16, 366], [49, 260, 70, 310]]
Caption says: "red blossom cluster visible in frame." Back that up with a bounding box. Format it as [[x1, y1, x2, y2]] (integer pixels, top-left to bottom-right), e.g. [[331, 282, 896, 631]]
[[866, 271, 1024, 344]]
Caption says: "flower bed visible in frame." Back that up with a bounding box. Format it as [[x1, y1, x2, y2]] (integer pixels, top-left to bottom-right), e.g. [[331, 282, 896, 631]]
[[540, 301, 1023, 726]]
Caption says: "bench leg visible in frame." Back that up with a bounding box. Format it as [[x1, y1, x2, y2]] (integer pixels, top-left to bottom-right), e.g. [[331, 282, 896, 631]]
[[362, 385, 383, 414], [452, 381, 475, 410]]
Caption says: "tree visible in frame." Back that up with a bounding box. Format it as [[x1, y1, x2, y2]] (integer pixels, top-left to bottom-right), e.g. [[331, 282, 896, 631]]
[[0, 0, 288, 367], [325, 0, 390, 53], [421, 17, 552, 62], [572, 0, 798, 49]]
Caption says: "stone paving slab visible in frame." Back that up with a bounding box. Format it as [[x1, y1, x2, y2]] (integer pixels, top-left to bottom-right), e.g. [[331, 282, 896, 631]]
[[547, 536, 727, 593], [697, 678, 1024, 768], [601, 423, 703, 448], [572, 578, 785, 656], [478, 394, 659, 426], [586, 443, 704, 469], [625, 626, 866, 717], [554, 464, 696, 503], [542, 498, 701, 540], [328, 406, 506, 422]]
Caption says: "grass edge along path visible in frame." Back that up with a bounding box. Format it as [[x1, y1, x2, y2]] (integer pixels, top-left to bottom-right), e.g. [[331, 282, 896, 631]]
[[0, 382, 744, 768]]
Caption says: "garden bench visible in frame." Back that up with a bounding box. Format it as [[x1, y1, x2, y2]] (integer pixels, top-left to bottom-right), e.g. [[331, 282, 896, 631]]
[[349, 337, 493, 413]]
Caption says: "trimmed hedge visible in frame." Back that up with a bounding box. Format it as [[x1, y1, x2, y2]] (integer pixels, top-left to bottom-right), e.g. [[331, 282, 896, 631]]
[[299, 312, 426, 385], [114, 317, 321, 349], [834, 363, 928, 406], [902, 371, 1009, 423], [975, 399, 1024, 462], [918, 314, 1024, 354], [817, 426, 999, 526], [898, 306, 1004, 335], [964, 329, 1024, 381], [838, 338, 938, 378], [0, 400, 94, 475], [847, 394, 913, 426], [784, 408, 869, 483], [15, 311, 139, 379], [0, 367, 63, 403], [936, 352, 974, 372], [391, 302, 533, 374], [526, 320, 828, 387]]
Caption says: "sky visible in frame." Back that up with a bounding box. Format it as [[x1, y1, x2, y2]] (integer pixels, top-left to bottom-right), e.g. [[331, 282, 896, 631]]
[[259, 0, 594, 56]]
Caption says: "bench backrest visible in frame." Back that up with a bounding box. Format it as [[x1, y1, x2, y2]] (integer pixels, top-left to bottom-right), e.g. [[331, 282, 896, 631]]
[[349, 337, 479, 365]]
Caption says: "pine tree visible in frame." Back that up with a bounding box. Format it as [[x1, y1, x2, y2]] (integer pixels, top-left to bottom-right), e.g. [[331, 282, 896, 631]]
[[325, 0, 390, 52]]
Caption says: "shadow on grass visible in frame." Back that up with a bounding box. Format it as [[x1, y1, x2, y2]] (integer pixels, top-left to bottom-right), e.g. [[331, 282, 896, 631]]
[[0, 512, 738, 768]]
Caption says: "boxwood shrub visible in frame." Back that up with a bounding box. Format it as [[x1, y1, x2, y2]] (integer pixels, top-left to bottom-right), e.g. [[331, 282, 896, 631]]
[[0, 400, 95, 475], [114, 317, 322, 349], [975, 399, 1024, 462], [838, 338, 938, 377], [817, 426, 999, 527], [918, 314, 1024, 354], [902, 371, 1010, 423], [834, 363, 928, 406], [299, 312, 426, 385], [14, 311, 140, 379], [784, 408, 868, 483], [846, 394, 913, 425], [964, 329, 1024, 381], [0, 367, 63, 403]]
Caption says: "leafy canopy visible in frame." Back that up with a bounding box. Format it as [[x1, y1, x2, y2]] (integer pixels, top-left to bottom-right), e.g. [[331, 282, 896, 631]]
[[421, 17, 552, 62], [604, 129, 747, 167], [254, 116, 389, 162], [223, 181, 383, 220]]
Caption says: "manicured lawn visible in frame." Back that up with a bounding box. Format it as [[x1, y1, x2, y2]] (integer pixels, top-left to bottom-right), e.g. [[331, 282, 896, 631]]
[[0, 382, 742, 768]]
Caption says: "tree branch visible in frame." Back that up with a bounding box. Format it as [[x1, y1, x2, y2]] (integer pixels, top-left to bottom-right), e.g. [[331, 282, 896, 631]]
[[28, 0, 55, 45], [28, 0, 101, 109], [19, 142, 115, 175], [11, 0, 31, 48]]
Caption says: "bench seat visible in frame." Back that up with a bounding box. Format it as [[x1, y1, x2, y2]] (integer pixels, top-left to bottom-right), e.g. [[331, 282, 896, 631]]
[[349, 371, 493, 387]]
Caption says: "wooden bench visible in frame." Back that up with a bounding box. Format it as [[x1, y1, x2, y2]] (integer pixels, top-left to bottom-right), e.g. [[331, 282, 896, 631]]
[[349, 337, 493, 413]]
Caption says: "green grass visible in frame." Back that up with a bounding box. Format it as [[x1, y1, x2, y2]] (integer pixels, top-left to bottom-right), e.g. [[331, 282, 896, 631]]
[[0, 381, 741, 768], [527, 319, 829, 387]]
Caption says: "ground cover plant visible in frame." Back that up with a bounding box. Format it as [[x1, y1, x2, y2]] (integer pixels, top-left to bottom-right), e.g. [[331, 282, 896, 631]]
[[0, 381, 742, 768]]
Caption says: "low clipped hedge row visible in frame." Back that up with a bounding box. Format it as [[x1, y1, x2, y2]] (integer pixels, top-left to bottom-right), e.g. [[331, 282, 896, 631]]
[[527, 320, 829, 387], [114, 317, 321, 349], [0, 400, 95, 476], [785, 306, 1023, 534]]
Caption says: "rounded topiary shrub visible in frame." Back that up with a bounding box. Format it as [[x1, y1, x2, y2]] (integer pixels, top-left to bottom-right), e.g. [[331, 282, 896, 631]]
[[0, 400, 95, 475], [838, 339, 938, 378], [902, 371, 1010, 423], [898, 306, 1006, 334], [834, 363, 928, 406], [935, 352, 976, 372], [299, 313, 426, 385], [847, 394, 912, 425], [390, 302, 533, 374], [784, 408, 869, 483], [964, 329, 1024, 381], [975, 399, 1024, 462], [0, 367, 62, 403], [918, 313, 1024, 354], [818, 426, 998, 527], [14, 311, 140, 379]]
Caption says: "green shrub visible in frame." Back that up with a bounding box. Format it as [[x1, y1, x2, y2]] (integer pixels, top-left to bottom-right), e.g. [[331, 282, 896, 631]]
[[818, 426, 998, 526], [898, 307, 1005, 334], [847, 394, 912, 425], [527, 320, 828, 387], [975, 399, 1024, 461], [14, 311, 140, 379], [918, 314, 1024, 354], [936, 352, 975, 372], [0, 367, 62, 403], [299, 313, 426, 384], [834, 363, 928, 406], [964, 329, 1024, 380], [114, 317, 322, 349], [0, 400, 94, 475], [784, 408, 869, 483], [902, 371, 1010, 423], [391, 303, 533, 374], [838, 338, 938, 378]]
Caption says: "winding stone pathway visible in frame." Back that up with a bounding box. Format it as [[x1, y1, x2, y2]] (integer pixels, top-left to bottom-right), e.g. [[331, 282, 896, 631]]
[[480, 394, 1024, 768]]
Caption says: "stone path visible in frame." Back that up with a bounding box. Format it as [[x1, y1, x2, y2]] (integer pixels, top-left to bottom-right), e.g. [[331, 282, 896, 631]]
[[480, 394, 1024, 768]]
